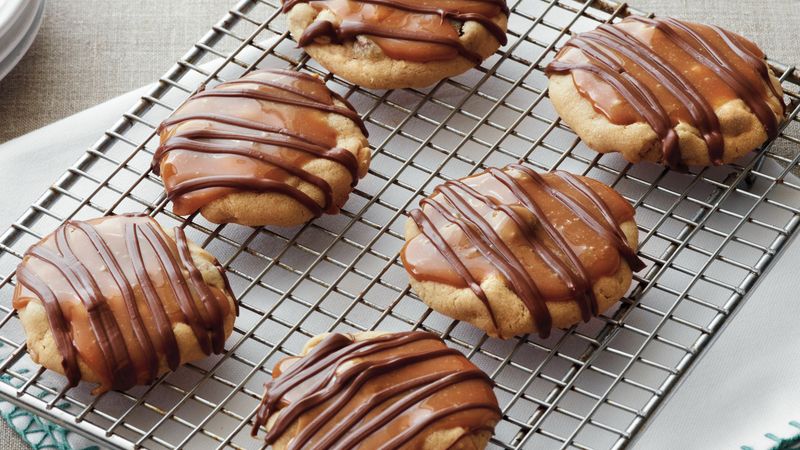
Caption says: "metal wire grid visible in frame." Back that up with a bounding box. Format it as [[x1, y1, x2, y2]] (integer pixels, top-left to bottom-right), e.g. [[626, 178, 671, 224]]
[[0, 0, 798, 448]]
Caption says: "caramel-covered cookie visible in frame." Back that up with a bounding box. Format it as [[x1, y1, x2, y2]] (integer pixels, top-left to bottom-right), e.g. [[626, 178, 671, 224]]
[[546, 17, 784, 169], [402, 165, 645, 338], [282, 0, 509, 89], [252, 331, 501, 450], [154, 69, 371, 227], [13, 214, 237, 393]]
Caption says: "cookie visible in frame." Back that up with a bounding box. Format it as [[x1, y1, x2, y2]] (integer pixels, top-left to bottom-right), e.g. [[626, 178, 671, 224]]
[[281, 0, 509, 89], [252, 331, 501, 449], [546, 17, 785, 169], [154, 69, 371, 227], [401, 165, 645, 339], [13, 214, 237, 394]]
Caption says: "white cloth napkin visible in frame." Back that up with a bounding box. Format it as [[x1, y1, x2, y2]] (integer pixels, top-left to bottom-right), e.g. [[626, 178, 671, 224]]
[[634, 223, 800, 449]]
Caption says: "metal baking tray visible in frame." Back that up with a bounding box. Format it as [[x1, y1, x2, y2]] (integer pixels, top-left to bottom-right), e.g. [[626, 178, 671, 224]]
[[0, 0, 798, 448]]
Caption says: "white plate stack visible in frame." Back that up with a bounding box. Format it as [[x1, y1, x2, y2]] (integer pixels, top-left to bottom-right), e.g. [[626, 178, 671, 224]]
[[0, 0, 45, 81]]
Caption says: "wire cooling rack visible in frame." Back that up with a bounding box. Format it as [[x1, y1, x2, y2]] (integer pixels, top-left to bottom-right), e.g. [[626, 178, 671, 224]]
[[0, 0, 799, 448]]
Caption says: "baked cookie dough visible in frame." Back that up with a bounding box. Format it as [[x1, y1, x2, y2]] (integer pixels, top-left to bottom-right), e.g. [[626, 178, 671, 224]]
[[281, 0, 509, 89], [154, 69, 371, 227], [401, 165, 645, 339], [13, 214, 237, 394], [252, 331, 501, 449], [546, 17, 785, 169]]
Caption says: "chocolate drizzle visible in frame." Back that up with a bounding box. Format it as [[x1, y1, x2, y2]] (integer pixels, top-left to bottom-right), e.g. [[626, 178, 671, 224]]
[[154, 69, 367, 218], [13, 215, 235, 392], [252, 331, 500, 448], [546, 17, 784, 169], [284, 0, 509, 65], [15, 266, 81, 385], [402, 166, 645, 338]]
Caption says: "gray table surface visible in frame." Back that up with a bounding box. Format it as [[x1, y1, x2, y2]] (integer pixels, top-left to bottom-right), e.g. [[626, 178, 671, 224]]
[[0, 1, 798, 449]]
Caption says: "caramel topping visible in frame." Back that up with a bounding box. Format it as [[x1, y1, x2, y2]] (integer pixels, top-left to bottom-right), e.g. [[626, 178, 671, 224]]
[[401, 166, 644, 338], [284, 0, 509, 64], [252, 332, 501, 449], [154, 69, 366, 218], [13, 215, 235, 393], [546, 17, 784, 169]]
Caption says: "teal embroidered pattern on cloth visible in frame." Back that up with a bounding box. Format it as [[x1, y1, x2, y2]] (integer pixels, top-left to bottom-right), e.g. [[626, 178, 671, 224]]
[[742, 421, 800, 450]]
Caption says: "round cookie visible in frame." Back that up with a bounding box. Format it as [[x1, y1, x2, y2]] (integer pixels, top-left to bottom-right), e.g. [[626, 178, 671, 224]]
[[546, 17, 785, 169], [251, 331, 501, 449], [13, 214, 237, 394], [401, 165, 645, 339], [154, 69, 371, 227], [281, 0, 509, 89]]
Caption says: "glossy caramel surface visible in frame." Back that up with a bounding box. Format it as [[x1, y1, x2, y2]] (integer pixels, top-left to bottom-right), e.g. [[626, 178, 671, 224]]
[[317, 0, 500, 62]]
